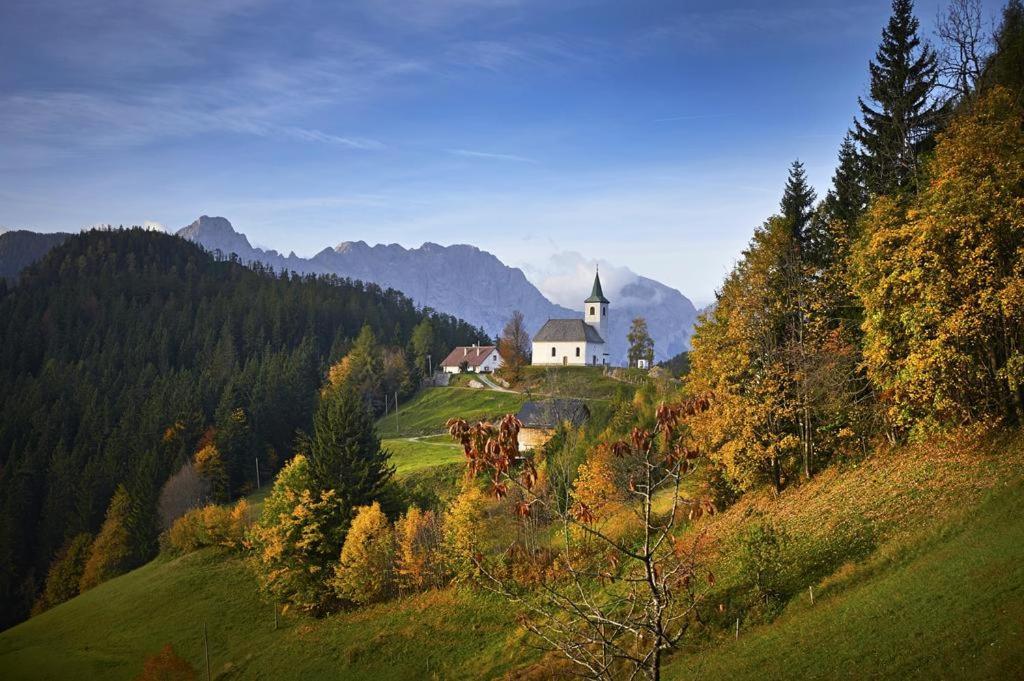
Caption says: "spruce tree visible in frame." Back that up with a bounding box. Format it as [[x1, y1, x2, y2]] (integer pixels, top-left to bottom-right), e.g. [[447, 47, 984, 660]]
[[309, 385, 393, 507], [854, 0, 942, 195], [779, 160, 817, 243], [824, 133, 868, 230]]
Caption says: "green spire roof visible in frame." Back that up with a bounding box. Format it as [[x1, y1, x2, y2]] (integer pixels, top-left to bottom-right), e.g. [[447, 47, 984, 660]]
[[585, 269, 609, 304]]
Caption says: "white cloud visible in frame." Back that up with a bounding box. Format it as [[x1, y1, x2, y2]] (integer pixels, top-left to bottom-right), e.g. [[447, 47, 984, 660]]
[[521, 252, 648, 309]]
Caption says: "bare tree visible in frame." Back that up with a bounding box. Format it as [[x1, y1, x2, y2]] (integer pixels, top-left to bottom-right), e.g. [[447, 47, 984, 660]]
[[447, 394, 714, 681], [158, 462, 212, 529], [936, 0, 992, 101], [498, 310, 531, 383]]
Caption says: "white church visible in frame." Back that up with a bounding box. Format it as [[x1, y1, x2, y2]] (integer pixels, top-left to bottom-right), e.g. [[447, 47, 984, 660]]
[[532, 270, 610, 367]]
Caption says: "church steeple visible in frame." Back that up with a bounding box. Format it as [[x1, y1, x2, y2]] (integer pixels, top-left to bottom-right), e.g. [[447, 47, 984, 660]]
[[583, 267, 609, 341], [585, 268, 610, 304]]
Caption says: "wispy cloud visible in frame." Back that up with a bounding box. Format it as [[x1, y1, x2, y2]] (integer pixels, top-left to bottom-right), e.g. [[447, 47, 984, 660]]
[[448, 149, 538, 163]]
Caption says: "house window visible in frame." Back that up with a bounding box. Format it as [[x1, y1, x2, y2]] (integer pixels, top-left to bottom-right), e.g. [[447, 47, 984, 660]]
[[551, 346, 556, 357], [575, 347, 580, 357], [590, 306, 595, 315]]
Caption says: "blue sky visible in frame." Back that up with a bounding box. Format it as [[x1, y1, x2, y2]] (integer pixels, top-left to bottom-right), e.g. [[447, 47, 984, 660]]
[[0, 0, 1004, 306]]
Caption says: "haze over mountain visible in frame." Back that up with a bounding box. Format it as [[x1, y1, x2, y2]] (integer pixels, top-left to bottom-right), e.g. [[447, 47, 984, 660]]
[[176, 216, 698, 362]]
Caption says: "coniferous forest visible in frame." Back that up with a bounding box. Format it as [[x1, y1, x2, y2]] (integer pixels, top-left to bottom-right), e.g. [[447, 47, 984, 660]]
[[0, 228, 486, 628]]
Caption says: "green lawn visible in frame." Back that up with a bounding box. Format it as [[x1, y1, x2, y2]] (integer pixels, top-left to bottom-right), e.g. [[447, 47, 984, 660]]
[[376, 387, 525, 438], [383, 437, 464, 475], [664, 482, 1024, 680], [0, 549, 531, 681]]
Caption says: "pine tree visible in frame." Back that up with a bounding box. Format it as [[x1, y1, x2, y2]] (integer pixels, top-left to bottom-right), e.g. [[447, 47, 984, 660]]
[[854, 0, 942, 195], [824, 134, 868, 234], [980, 0, 1024, 94], [308, 385, 393, 505], [779, 160, 817, 242]]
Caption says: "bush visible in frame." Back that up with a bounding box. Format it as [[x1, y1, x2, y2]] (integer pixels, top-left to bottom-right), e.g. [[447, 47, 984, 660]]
[[134, 644, 196, 681], [165, 500, 251, 554], [158, 463, 211, 530], [736, 517, 791, 611], [332, 502, 396, 604]]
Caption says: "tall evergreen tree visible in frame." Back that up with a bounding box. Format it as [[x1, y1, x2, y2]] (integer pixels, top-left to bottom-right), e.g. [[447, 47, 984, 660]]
[[779, 160, 817, 242], [980, 0, 1024, 94], [308, 385, 393, 507], [854, 0, 942, 195]]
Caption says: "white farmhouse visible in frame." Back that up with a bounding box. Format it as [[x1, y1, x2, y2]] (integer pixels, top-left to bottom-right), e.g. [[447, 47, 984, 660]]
[[532, 270, 610, 367], [440, 344, 503, 373]]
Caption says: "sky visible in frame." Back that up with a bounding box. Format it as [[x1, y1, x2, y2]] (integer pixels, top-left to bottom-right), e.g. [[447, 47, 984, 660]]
[[0, 0, 1006, 306]]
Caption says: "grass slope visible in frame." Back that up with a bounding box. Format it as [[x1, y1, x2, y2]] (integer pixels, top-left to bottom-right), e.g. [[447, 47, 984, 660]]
[[383, 437, 464, 475], [665, 482, 1024, 679], [0, 549, 530, 681], [376, 387, 525, 438]]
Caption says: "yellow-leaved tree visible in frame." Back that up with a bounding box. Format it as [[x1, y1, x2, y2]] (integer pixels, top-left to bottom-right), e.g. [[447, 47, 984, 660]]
[[854, 86, 1024, 432], [332, 502, 395, 604]]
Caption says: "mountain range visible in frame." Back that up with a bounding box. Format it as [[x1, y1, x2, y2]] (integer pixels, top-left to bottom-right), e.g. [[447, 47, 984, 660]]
[[0, 217, 698, 361]]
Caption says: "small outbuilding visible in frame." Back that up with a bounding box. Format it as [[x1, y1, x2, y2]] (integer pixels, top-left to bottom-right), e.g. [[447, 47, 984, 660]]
[[515, 398, 590, 451], [440, 344, 503, 374]]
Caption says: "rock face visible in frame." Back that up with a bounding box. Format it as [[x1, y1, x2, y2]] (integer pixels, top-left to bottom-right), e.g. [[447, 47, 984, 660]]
[[175, 217, 698, 362]]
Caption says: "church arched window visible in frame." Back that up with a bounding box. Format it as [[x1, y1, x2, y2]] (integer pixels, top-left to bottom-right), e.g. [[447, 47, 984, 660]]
[[551, 346, 556, 357], [602, 306, 607, 316], [590, 306, 595, 315], [576, 347, 580, 357]]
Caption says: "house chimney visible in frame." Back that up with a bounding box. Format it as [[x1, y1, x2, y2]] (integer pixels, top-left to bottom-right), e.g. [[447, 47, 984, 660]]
[[463, 347, 468, 357], [476, 346, 481, 357]]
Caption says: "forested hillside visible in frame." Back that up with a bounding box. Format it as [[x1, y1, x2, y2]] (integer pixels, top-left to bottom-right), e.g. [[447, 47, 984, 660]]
[[0, 229, 486, 629]]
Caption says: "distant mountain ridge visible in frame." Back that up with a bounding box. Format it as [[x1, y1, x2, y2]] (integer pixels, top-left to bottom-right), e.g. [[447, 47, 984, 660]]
[[176, 217, 697, 361], [0, 217, 699, 361]]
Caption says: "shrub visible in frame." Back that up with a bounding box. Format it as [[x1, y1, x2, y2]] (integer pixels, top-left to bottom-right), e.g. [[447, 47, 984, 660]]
[[736, 517, 791, 612], [134, 644, 196, 681], [332, 502, 396, 604], [165, 500, 251, 554]]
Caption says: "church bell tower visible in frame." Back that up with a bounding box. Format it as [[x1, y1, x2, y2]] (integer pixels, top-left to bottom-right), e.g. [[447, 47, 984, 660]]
[[583, 268, 610, 340]]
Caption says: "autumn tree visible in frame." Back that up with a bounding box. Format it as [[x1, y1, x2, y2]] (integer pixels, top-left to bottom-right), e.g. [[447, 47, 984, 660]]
[[79, 485, 136, 591], [627, 317, 655, 368], [332, 502, 396, 604], [936, 0, 990, 101], [158, 463, 211, 530], [248, 455, 350, 612], [498, 310, 531, 383], [193, 445, 228, 503], [855, 0, 942, 194], [853, 86, 1024, 430], [32, 533, 92, 614], [395, 506, 447, 591]]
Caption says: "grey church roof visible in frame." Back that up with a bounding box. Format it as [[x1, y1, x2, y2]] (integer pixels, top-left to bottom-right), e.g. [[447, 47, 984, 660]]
[[516, 399, 590, 429], [584, 270, 610, 304], [533, 318, 605, 344]]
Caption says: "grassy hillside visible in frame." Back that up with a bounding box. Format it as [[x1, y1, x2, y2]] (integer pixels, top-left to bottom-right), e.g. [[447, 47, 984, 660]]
[[384, 437, 463, 475], [376, 387, 525, 438], [665, 482, 1024, 679], [515, 365, 630, 401], [4, 426, 1023, 680], [0, 548, 530, 681]]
